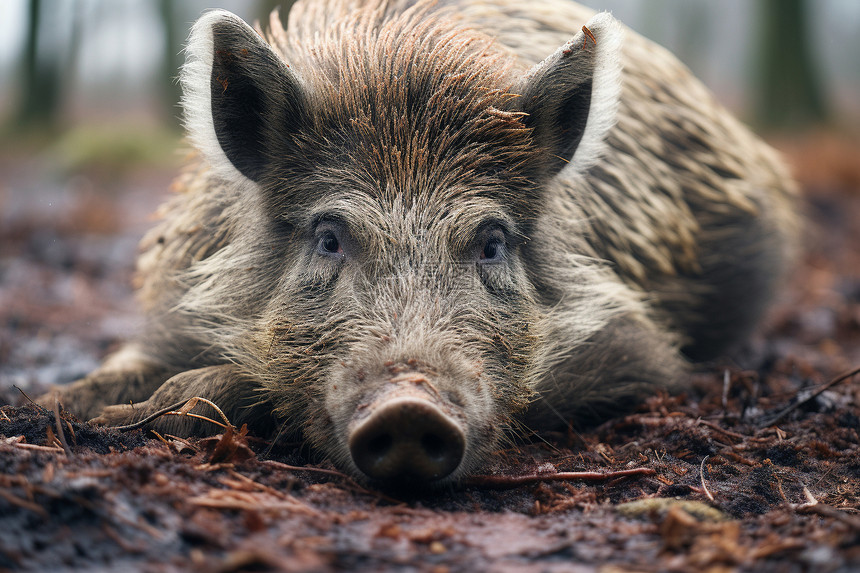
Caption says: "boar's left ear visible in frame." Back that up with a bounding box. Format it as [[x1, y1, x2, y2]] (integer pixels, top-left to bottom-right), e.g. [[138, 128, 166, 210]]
[[516, 13, 623, 176], [181, 10, 306, 184]]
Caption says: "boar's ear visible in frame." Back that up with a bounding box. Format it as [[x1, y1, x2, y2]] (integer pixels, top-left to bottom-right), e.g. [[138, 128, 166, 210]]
[[181, 10, 306, 183], [516, 13, 623, 176]]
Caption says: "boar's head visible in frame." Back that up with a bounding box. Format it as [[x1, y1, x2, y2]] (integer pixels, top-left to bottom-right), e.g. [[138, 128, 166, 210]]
[[179, 4, 622, 488]]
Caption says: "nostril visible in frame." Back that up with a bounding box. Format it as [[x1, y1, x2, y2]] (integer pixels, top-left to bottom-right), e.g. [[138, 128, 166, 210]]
[[366, 433, 392, 459], [420, 433, 446, 461]]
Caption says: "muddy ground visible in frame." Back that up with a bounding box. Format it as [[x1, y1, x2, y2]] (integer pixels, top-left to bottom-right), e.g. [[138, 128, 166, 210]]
[[1, 137, 859, 572]]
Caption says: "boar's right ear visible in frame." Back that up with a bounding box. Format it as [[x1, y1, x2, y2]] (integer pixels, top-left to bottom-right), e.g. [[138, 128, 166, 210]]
[[181, 10, 306, 183], [516, 12, 623, 176]]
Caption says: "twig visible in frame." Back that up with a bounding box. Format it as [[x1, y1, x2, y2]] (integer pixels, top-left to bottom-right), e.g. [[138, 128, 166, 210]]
[[796, 503, 860, 531], [187, 493, 317, 516], [52, 400, 72, 457], [792, 485, 860, 530], [0, 489, 49, 517], [178, 397, 232, 428], [463, 467, 656, 489], [262, 460, 403, 504], [223, 470, 320, 516], [113, 397, 233, 433], [111, 400, 189, 432], [1, 409, 11, 422], [263, 460, 352, 480], [64, 420, 76, 442], [581, 25, 597, 48], [700, 456, 715, 502], [760, 366, 860, 427], [227, 470, 292, 500], [12, 442, 65, 453], [696, 419, 746, 441], [719, 450, 757, 466], [14, 386, 48, 411], [722, 369, 731, 411], [161, 411, 227, 429], [801, 485, 818, 506], [150, 430, 172, 448], [164, 434, 200, 452]]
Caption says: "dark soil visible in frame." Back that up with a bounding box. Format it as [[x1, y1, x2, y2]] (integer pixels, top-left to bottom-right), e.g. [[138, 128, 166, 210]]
[[1, 138, 859, 572]]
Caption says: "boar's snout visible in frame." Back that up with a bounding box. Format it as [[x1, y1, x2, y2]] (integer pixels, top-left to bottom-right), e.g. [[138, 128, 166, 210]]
[[348, 389, 465, 485]]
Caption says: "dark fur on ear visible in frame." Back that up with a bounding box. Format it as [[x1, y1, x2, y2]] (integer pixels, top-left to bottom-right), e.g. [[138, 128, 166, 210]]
[[516, 12, 623, 176], [182, 10, 307, 183]]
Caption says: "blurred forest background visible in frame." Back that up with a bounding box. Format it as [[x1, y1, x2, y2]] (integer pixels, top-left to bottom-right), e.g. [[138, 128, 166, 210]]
[[1, 0, 859, 391], [2, 0, 860, 145]]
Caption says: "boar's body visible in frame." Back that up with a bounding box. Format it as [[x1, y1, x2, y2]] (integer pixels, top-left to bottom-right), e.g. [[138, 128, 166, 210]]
[[50, 0, 796, 486]]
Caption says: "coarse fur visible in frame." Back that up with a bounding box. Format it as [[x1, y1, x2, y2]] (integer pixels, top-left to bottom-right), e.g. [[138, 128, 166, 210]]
[[46, 0, 798, 486]]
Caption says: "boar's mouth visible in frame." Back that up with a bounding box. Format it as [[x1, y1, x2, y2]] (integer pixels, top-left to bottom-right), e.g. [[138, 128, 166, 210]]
[[346, 373, 467, 487]]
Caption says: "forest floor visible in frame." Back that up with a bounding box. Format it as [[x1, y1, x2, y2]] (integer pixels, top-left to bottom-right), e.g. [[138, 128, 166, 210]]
[[1, 133, 858, 572]]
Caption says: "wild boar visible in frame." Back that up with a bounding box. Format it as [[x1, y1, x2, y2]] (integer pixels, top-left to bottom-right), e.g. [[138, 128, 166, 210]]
[[46, 0, 797, 487]]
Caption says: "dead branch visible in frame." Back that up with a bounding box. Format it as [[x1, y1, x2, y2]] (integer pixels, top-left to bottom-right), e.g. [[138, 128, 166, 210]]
[[52, 400, 72, 456], [463, 467, 656, 489], [8, 440, 64, 454], [760, 365, 860, 427], [113, 396, 234, 433], [796, 503, 860, 531], [262, 460, 403, 504], [112, 400, 191, 432], [697, 419, 746, 441], [700, 456, 715, 502], [14, 386, 48, 411], [162, 411, 227, 429]]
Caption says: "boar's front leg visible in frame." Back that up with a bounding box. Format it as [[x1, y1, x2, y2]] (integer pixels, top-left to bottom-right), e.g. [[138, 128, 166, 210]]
[[91, 365, 277, 437], [524, 315, 688, 429], [40, 344, 177, 421]]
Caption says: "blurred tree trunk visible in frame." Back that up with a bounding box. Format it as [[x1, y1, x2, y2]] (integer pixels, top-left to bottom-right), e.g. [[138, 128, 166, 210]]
[[257, 0, 297, 29], [159, 0, 184, 130], [756, 0, 827, 129], [16, 0, 63, 130]]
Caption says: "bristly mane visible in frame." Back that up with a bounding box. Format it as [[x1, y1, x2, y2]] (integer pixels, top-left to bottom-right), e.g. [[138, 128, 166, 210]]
[[261, 0, 549, 213]]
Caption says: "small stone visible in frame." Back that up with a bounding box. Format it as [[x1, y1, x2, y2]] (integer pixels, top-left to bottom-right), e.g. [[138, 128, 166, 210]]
[[429, 541, 446, 554]]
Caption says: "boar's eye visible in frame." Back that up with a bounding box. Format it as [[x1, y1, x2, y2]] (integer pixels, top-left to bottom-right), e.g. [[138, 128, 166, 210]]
[[312, 216, 349, 261], [317, 231, 344, 257], [481, 240, 500, 260], [478, 229, 506, 263]]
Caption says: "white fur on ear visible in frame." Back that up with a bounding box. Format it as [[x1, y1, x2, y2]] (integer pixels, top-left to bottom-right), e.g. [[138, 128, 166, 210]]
[[181, 9, 255, 184], [567, 12, 624, 173]]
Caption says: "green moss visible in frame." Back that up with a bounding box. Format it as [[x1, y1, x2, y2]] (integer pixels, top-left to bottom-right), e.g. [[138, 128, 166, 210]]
[[49, 124, 183, 172]]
